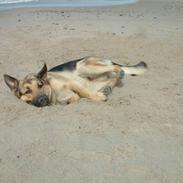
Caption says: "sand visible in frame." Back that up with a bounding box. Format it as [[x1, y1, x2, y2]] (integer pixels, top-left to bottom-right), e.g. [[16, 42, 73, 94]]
[[0, 0, 183, 182]]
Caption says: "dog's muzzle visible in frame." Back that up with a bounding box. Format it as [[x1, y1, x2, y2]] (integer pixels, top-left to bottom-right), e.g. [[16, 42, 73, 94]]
[[31, 95, 50, 107]]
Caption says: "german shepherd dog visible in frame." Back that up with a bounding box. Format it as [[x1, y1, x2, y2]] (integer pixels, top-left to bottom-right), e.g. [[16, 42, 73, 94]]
[[4, 56, 147, 107]]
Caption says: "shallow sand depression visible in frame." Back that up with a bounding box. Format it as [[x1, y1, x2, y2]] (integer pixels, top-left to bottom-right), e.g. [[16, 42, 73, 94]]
[[0, 0, 183, 182]]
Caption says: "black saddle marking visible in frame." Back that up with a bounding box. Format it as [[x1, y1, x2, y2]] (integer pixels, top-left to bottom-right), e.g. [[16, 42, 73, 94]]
[[48, 57, 85, 72]]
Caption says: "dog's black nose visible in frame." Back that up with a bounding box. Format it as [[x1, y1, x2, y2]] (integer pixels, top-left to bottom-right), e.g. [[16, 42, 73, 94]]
[[33, 95, 49, 107]]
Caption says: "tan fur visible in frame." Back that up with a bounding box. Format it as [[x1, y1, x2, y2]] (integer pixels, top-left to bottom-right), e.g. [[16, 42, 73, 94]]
[[3, 56, 147, 107]]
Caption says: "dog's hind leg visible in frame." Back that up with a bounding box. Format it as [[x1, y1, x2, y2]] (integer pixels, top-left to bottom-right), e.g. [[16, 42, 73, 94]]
[[76, 57, 126, 97], [98, 70, 124, 96], [77, 58, 124, 96], [77, 57, 122, 79]]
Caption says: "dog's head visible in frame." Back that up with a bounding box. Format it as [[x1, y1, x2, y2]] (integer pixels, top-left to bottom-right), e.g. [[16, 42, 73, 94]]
[[4, 64, 52, 107]]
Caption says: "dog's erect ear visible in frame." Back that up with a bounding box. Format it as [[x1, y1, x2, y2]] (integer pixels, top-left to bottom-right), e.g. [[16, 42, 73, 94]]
[[4, 74, 19, 91], [37, 63, 47, 80]]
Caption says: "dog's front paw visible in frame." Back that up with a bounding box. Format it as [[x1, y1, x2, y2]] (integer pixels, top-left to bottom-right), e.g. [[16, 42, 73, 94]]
[[59, 99, 70, 105], [94, 92, 108, 101]]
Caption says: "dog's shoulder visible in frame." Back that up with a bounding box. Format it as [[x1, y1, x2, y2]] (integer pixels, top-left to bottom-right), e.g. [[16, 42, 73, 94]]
[[48, 57, 85, 72]]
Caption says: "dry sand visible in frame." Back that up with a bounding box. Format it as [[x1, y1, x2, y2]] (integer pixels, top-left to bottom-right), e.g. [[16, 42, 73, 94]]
[[0, 0, 183, 182]]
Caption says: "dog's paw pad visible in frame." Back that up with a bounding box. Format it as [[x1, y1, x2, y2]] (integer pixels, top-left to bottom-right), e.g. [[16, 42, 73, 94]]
[[100, 86, 112, 96], [119, 70, 125, 79]]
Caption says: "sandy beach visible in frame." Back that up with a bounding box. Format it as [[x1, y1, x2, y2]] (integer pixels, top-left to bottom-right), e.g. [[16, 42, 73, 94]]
[[0, 0, 183, 182]]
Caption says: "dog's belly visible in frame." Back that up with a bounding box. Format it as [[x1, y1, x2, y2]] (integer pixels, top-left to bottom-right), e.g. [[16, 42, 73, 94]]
[[51, 71, 109, 92]]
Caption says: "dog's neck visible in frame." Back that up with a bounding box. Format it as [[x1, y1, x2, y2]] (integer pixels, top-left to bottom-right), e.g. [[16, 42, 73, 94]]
[[47, 73, 68, 104]]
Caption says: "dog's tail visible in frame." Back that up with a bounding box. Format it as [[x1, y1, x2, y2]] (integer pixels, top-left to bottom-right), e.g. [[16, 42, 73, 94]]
[[114, 61, 148, 76]]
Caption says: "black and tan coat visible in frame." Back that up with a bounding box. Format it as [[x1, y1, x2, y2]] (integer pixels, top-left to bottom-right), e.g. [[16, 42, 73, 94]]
[[4, 56, 147, 107]]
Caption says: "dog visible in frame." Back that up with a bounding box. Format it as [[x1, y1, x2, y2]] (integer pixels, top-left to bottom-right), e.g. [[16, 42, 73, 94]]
[[3, 56, 147, 107]]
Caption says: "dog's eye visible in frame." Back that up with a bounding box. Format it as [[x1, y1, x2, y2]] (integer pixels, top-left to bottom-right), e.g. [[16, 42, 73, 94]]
[[25, 88, 32, 94]]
